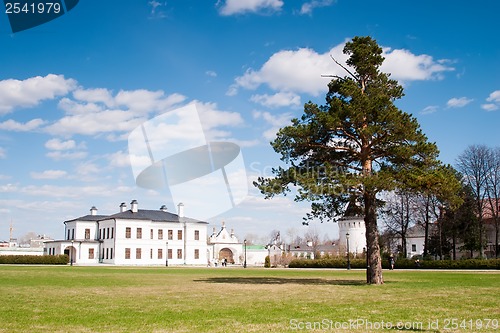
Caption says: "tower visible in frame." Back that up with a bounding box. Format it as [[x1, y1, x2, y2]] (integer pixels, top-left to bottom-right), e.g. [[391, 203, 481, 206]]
[[338, 197, 366, 255]]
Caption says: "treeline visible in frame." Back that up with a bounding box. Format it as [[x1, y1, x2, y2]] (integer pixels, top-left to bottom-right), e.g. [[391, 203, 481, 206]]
[[381, 144, 500, 260], [289, 258, 500, 270], [0, 255, 69, 265]]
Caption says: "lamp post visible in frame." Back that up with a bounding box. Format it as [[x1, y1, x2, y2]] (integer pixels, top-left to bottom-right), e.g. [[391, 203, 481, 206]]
[[346, 233, 350, 270], [244, 239, 247, 268], [165, 241, 168, 267], [70, 239, 74, 266]]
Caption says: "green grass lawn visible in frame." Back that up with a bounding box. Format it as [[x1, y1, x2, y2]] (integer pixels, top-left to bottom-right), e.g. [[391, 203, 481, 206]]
[[0, 266, 498, 333]]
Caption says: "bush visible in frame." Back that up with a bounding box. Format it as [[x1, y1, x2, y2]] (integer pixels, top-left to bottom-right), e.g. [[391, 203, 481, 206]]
[[264, 256, 270, 268], [288, 257, 500, 270], [0, 255, 69, 265]]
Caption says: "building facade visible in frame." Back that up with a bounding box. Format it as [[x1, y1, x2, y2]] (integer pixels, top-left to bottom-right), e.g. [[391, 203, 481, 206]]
[[44, 200, 208, 266]]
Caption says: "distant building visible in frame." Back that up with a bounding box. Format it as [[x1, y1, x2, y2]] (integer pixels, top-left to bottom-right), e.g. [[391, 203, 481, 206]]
[[207, 222, 268, 266]]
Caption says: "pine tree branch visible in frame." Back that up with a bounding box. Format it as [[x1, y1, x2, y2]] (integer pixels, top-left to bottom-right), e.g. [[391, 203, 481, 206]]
[[330, 55, 357, 81]]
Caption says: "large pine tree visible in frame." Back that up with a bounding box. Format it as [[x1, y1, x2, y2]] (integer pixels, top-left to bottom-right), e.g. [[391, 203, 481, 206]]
[[254, 36, 446, 284]]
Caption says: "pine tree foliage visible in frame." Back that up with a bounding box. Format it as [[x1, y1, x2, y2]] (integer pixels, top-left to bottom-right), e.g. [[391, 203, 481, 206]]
[[254, 36, 456, 284]]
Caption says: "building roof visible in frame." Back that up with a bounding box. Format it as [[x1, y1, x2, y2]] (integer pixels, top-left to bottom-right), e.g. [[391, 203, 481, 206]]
[[106, 209, 207, 224], [64, 209, 207, 224], [64, 215, 109, 223], [342, 196, 364, 218]]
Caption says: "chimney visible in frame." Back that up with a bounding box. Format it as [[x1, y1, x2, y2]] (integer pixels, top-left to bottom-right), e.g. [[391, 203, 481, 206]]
[[90, 206, 97, 216], [160, 205, 168, 212], [120, 202, 127, 213], [177, 202, 184, 218], [221, 221, 225, 229], [131, 200, 138, 213]]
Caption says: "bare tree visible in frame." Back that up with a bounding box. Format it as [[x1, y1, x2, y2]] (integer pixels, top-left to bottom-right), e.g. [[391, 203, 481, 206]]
[[382, 190, 419, 258], [18, 232, 38, 246], [304, 227, 322, 258], [485, 147, 500, 257], [456, 144, 490, 257]]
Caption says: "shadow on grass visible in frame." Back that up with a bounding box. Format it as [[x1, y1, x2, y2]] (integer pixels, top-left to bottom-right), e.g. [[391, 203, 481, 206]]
[[194, 277, 366, 286]]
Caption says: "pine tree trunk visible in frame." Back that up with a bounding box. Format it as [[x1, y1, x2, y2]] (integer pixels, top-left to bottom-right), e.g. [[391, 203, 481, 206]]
[[364, 191, 383, 284]]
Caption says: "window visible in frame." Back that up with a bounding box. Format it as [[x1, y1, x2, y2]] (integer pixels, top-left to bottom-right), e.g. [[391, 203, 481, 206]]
[[67, 229, 70, 240], [177, 249, 182, 259], [158, 249, 163, 259], [88, 248, 94, 259], [194, 249, 199, 259], [158, 229, 163, 240], [136, 248, 142, 259], [110, 248, 113, 259], [412, 244, 417, 252], [194, 230, 199, 241], [168, 229, 173, 240], [125, 248, 131, 259], [150, 229, 154, 239], [99, 229, 102, 239], [111, 227, 114, 239], [125, 227, 131, 239], [107, 228, 110, 239], [177, 230, 182, 240], [150, 248, 153, 259], [168, 249, 172, 259], [106, 248, 109, 259], [71, 229, 75, 240], [84, 228, 90, 240], [137, 228, 142, 239]]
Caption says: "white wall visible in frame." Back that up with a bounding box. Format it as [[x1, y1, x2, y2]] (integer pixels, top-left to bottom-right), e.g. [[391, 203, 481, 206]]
[[338, 217, 366, 254]]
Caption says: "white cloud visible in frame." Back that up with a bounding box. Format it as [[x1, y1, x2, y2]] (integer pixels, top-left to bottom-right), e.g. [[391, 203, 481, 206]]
[[231, 40, 454, 98], [114, 90, 185, 114], [73, 88, 114, 107], [46, 151, 88, 160], [381, 48, 454, 81], [206, 70, 217, 77], [420, 105, 439, 115], [0, 74, 76, 115], [148, 0, 166, 19], [48, 89, 187, 137], [446, 97, 473, 108], [481, 90, 500, 111], [30, 170, 68, 179], [486, 90, 500, 103], [481, 104, 499, 112], [253, 110, 293, 139], [299, 0, 334, 15], [45, 138, 77, 150], [195, 101, 245, 141], [18, 184, 133, 198], [107, 150, 131, 168], [218, 0, 283, 15], [250, 92, 301, 108], [0, 118, 46, 131], [45, 109, 145, 137]]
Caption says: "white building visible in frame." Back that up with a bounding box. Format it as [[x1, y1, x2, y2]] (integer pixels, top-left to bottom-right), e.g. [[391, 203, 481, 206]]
[[207, 222, 242, 265], [206, 222, 268, 266], [44, 200, 208, 266], [338, 199, 366, 255]]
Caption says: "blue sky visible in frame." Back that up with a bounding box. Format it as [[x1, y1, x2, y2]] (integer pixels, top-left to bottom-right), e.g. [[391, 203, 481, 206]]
[[1, 0, 499, 243]]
